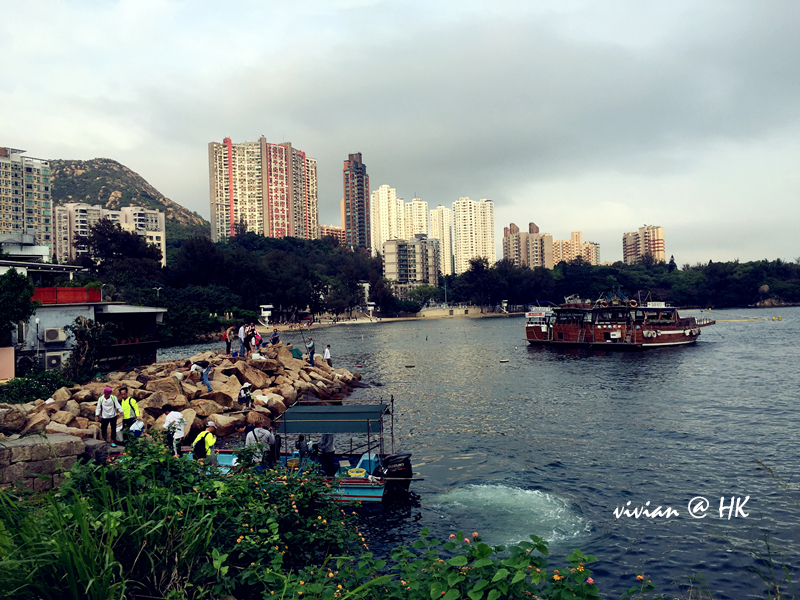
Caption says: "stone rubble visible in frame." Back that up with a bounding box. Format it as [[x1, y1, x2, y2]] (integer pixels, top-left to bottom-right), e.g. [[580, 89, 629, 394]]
[[0, 347, 363, 446]]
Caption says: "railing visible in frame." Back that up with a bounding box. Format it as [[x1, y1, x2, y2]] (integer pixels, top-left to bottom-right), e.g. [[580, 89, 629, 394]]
[[32, 287, 102, 304]]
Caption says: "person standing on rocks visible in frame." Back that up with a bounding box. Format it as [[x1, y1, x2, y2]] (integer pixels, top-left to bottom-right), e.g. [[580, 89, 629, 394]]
[[238, 322, 247, 356], [225, 325, 236, 355], [95, 387, 122, 447], [162, 403, 186, 458], [193, 421, 217, 464], [323, 344, 332, 367], [306, 337, 316, 367], [190, 360, 212, 392], [118, 386, 141, 437]]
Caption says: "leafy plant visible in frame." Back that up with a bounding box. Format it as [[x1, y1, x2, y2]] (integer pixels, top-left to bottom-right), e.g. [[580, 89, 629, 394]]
[[0, 369, 72, 405]]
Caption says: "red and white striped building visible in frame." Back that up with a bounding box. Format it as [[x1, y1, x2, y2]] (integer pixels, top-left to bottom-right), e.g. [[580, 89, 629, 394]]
[[208, 138, 318, 242]]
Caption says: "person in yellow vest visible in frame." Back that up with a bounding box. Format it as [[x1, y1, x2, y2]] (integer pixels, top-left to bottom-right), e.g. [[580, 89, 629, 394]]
[[193, 421, 217, 464], [118, 386, 141, 437]]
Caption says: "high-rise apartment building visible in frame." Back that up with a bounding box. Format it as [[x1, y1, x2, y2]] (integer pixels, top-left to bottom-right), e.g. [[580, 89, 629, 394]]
[[382, 234, 440, 298], [318, 224, 346, 245], [551, 231, 601, 266], [0, 147, 53, 258], [342, 153, 370, 250], [208, 138, 318, 242], [54, 203, 166, 265], [502, 222, 554, 269], [452, 197, 495, 275], [429, 205, 453, 276], [622, 225, 665, 265], [370, 184, 405, 257], [404, 198, 429, 238]]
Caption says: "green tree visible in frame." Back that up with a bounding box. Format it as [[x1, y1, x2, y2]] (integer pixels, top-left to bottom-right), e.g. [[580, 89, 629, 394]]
[[0, 268, 37, 347], [406, 283, 443, 306], [73, 218, 163, 280]]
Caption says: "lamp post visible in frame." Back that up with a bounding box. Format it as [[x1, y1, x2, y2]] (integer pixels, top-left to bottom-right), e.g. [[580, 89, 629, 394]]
[[152, 287, 163, 299], [101, 284, 106, 302]]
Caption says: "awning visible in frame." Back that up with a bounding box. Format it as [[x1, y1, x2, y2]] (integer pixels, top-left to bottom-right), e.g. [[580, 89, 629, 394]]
[[277, 404, 389, 435]]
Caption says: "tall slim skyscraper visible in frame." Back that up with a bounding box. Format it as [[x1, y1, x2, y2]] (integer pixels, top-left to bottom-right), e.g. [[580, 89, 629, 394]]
[[208, 137, 318, 242], [429, 205, 453, 276], [452, 197, 495, 275], [342, 153, 370, 250], [404, 198, 429, 238], [370, 184, 405, 257]]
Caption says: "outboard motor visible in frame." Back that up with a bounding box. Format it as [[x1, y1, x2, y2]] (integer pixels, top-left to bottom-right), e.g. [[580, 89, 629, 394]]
[[378, 453, 412, 496]]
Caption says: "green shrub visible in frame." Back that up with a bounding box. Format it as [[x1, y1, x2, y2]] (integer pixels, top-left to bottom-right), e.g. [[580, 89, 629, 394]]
[[0, 369, 72, 405]]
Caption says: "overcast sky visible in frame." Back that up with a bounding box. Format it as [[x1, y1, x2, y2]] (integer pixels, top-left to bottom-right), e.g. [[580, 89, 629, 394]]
[[3, 1, 799, 266]]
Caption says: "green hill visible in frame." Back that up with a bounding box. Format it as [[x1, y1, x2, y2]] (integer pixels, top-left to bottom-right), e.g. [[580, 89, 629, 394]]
[[48, 158, 210, 257]]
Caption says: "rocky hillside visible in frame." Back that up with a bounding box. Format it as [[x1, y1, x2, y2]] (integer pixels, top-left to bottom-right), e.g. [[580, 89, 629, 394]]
[[49, 158, 210, 241]]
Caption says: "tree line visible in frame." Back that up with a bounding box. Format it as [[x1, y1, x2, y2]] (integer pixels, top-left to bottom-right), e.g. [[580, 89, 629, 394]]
[[33, 219, 798, 345]]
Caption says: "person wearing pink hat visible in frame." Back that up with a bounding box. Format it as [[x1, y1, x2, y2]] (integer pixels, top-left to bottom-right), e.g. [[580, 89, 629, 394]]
[[95, 386, 122, 447]]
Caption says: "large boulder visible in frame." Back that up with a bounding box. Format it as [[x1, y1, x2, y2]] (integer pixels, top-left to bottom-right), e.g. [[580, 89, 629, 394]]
[[189, 399, 224, 418], [72, 389, 94, 403], [200, 389, 235, 408], [20, 412, 50, 436], [211, 413, 245, 437], [181, 380, 203, 400], [249, 358, 281, 372], [276, 384, 297, 405], [189, 351, 217, 363], [169, 395, 189, 411], [142, 391, 169, 414], [180, 408, 198, 433], [79, 402, 97, 419], [132, 388, 152, 401], [233, 362, 269, 389], [51, 386, 72, 402], [266, 397, 287, 417], [32, 400, 66, 416], [64, 400, 81, 416], [51, 411, 78, 427], [82, 382, 110, 400], [145, 375, 184, 400], [119, 379, 143, 389], [152, 413, 168, 430], [246, 410, 271, 428], [0, 407, 27, 433]]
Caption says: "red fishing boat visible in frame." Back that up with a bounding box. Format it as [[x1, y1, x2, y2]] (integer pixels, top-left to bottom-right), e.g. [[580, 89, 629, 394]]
[[525, 291, 715, 349]]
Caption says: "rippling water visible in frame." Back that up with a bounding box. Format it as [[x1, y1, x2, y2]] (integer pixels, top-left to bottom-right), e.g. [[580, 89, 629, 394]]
[[159, 308, 800, 598]]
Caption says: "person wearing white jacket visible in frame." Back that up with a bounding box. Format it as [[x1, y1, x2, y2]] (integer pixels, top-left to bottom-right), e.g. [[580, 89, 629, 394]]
[[95, 387, 122, 447]]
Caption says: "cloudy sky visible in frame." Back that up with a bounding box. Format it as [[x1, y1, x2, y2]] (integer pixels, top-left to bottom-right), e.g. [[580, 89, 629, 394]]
[[3, 0, 799, 265]]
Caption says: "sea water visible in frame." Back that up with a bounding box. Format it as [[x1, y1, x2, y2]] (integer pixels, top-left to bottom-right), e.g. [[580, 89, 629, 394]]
[[159, 307, 800, 598]]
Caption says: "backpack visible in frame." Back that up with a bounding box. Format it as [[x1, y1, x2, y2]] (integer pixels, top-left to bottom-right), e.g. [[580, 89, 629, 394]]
[[193, 431, 210, 459]]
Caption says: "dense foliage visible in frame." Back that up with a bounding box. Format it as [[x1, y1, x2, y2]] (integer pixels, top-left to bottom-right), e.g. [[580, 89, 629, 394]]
[[0, 267, 37, 348], [446, 256, 800, 309], [0, 369, 71, 405], [0, 432, 667, 600]]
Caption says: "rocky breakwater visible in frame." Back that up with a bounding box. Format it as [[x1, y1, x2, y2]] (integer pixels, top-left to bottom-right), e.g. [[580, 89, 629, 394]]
[[0, 345, 363, 446]]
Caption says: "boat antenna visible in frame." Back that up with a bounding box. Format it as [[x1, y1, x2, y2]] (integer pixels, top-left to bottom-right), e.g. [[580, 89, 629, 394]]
[[391, 395, 395, 454]]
